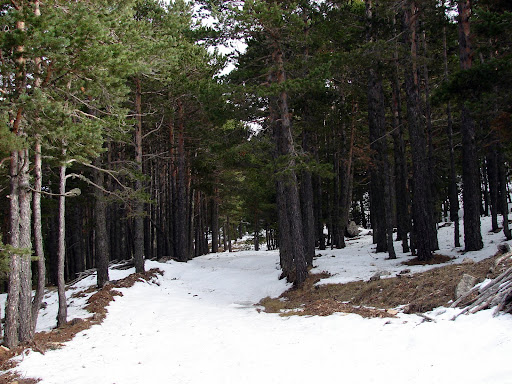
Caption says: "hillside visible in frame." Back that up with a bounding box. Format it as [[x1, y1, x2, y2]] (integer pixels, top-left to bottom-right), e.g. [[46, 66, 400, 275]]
[[1, 215, 512, 384]]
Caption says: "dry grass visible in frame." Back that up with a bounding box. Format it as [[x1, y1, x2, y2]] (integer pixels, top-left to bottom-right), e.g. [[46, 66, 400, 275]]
[[258, 252, 512, 317]]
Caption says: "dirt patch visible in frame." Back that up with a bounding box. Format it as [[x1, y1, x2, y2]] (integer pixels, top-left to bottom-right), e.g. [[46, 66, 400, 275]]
[[402, 253, 454, 266], [0, 268, 163, 382], [258, 252, 512, 317]]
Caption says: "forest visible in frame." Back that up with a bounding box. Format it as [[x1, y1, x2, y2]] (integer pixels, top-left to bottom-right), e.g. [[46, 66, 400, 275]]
[[0, 0, 511, 350]]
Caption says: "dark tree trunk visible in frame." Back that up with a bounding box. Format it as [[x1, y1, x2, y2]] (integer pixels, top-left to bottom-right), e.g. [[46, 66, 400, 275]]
[[211, 190, 219, 253], [31, 138, 45, 337], [457, 0, 483, 251], [365, 0, 395, 258], [5, 150, 22, 348], [487, 144, 499, 232], [270, 43, 307, 286], [443, 26, 461, 248], [391, 67, 410, 253], [57, 153, 67, 328], [497, 149, 511, 240], [254, 215, 260, 251], [175, 101, 188, 262], [93, 159, 110, 288], [300, 161, 315, 265], [402, 1, 435, 260], [421, 30, 439, 251], [133, 77, 145, 272], [367, 67, 396, 258], [314, 172, 325, 250], [226, 216, 232, 252]]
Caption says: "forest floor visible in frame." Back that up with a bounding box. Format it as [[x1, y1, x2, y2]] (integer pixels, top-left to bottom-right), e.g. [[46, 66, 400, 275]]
[[259, 251, 512, 318], [1, 215, 512, 384]]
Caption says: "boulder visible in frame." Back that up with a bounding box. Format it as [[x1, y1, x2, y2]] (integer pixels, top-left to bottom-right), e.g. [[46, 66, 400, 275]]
[[369, 270, 391, 282], [455, 274, 477, 299], [497, 243, 511, 254], [345, 221, 360, 238]]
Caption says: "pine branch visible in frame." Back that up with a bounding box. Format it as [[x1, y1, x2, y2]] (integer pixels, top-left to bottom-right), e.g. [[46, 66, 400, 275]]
[[67, 173, 127, 202]]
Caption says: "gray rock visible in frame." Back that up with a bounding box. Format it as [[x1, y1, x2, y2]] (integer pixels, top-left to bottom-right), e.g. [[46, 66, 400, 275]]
[[345, 221, 360, 238], [497, 243, 511, 254], [369, 270, 391, 282], [455, 274, 477, 299]]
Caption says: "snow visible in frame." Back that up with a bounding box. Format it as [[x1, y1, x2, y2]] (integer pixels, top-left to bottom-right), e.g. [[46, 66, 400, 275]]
[[4, 215, 512, 383]]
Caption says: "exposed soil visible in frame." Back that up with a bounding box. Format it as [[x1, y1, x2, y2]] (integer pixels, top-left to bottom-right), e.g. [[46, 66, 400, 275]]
[[258, 251, 512, 317], [0, 268, 163, 383]]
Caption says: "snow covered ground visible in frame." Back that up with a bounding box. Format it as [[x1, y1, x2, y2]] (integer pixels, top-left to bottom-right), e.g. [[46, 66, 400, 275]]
[[5, 215, 512, 383]]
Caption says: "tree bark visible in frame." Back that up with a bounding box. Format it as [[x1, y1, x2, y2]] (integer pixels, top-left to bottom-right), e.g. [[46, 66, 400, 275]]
[[30, 1, 44, 337], [421, 30, 439, 251], [57, 151, 67, 328], [5, 11, 33, 348], [391, 65, 410, 253], [301, 127, 316, 265], [5, 150, 21, 348], [497, 149, 511, 240], [211, 190, 219, 253], [402, 1, 435, 260], [31, 138, 45, 336], [487, 144, 499, 232], [443, 26, 461, 248], [271, 43, 307, 286], [94, 158, 110, 288], [457, 0, 483, 251], [175, 101, 188, 262], [133, 77, 145, 272]]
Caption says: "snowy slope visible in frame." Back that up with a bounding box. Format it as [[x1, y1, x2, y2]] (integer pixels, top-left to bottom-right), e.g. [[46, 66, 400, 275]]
[[6, 215, 512, 384]]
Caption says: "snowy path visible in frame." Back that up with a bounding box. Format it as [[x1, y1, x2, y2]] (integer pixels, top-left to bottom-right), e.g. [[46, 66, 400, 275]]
[[12, 251, 512, 384], [9, 217, 512, 383]]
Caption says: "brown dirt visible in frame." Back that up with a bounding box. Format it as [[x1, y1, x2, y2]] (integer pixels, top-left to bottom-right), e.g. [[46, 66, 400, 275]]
[[402, 253, 454, 266], [0, 268, 163, 383], [258, 251, 512, 317]]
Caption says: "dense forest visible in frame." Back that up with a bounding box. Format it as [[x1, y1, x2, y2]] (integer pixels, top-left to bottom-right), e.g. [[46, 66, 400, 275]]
[[0, 0, 511, 348]]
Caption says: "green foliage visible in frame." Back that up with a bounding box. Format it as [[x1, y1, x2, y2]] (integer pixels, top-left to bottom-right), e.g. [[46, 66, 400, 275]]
[[0, 240, 32, 279]]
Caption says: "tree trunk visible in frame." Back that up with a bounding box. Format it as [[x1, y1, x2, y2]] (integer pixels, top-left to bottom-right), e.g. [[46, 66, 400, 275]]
[[421, 30, 439, 251], [497, 149, 511, 240], [402, 1, 435, 260], [457, 0, 483, 251], [301, 167, 315, 265], [31, 138, 45, 336], [226, 216, 232, 252], [5, 150, 21, 348], [270, 42, 307, 286], [175, 101, 188, 262], [133, 77, 145, 272], [30, 1, 43, 337], [443, 26, 461, 248], [486, 144, 499, 232], [94, 158, 110, 288], [57, 153, 67, 328], [211, 190, 219, 253], [367, 67, 396, 258], [391, 65, 410, 253]]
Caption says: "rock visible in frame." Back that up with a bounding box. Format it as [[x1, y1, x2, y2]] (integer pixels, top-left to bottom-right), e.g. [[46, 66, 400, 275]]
[[497, 243, 511, 254], [345, 221, 360, 238], [369, 270, 391, 282], [455, 274, 477, 299], [462, 257, 475, 264]]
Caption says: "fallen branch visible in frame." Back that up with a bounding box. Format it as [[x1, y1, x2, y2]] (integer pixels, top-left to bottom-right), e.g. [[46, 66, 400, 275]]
[[452, 264, 512, 320]]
